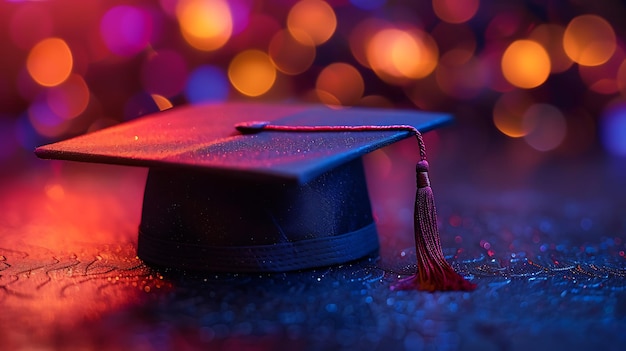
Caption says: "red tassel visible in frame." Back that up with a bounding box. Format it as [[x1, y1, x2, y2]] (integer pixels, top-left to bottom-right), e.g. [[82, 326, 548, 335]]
[[391, 160, 476, 292]]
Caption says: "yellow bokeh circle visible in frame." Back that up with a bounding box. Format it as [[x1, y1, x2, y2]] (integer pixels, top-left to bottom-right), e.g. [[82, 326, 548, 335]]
[[27, 37, 73, 87], [228, 50, 277, 97], [563, 14, 616, 67], [501, 40, 551, 89]]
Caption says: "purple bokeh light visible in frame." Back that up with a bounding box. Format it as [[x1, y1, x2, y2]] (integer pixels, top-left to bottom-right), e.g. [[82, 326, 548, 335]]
[[601, 102, 626, 156], [100, 5, 153, 57], [185, 65, 229, 104]]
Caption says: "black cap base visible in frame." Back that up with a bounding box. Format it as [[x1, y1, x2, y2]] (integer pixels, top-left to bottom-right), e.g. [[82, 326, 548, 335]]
[[137, 158, 379, 272]]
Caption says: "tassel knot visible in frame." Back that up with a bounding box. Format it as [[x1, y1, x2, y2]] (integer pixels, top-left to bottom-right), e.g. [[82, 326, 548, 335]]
[[416, 161, 430, 188]]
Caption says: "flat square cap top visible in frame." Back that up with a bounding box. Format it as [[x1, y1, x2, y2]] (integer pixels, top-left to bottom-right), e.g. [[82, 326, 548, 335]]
[[35, 103, 452, 183]]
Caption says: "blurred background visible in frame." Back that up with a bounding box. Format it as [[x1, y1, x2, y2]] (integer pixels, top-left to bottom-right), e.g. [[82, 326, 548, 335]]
[[1, 0, 626, 172], [3, 2, 626, 349]]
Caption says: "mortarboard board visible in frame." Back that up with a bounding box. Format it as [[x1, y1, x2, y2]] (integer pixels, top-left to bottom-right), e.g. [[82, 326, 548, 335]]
[[35, 103, 475, 292]]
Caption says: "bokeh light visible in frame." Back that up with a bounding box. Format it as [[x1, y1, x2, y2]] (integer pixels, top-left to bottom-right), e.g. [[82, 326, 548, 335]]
[[177, 0, 233, 51], [501, 40, 551, 89], [563, 14, 616, 67], [316, 63, 364, 106], [185, 65, 229, 104], [367, 28, 438, 83], [493, 90, 534, 137], [287, 0, 337, 45], [601, 102, 626, 156], [522, 104, 567, 152], [100, 5, 153, 57], [46, 74, 90, 120], [432, 0, 480, 24], [27, 38, 73, 87], [27, 95, 67, 138], [228, 50, 276, 97], [269, 29, 316, 75], [151, 94, 174, 111]]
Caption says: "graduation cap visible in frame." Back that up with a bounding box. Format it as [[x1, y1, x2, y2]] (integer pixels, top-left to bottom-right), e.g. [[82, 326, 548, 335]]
[[35, 103, 475, 292]]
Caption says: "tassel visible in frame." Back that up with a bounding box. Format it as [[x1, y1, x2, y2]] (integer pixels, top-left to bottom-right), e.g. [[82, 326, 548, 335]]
[[235, 121, 476, 292], [391, 160, 476, 292]]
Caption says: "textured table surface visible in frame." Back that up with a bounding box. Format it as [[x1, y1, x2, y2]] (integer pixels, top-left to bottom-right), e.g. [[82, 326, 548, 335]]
[[2, 126, 626, 351]]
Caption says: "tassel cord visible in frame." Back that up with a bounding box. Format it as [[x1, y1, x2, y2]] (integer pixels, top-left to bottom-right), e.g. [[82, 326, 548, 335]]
[[236, 122, 427, 161]]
